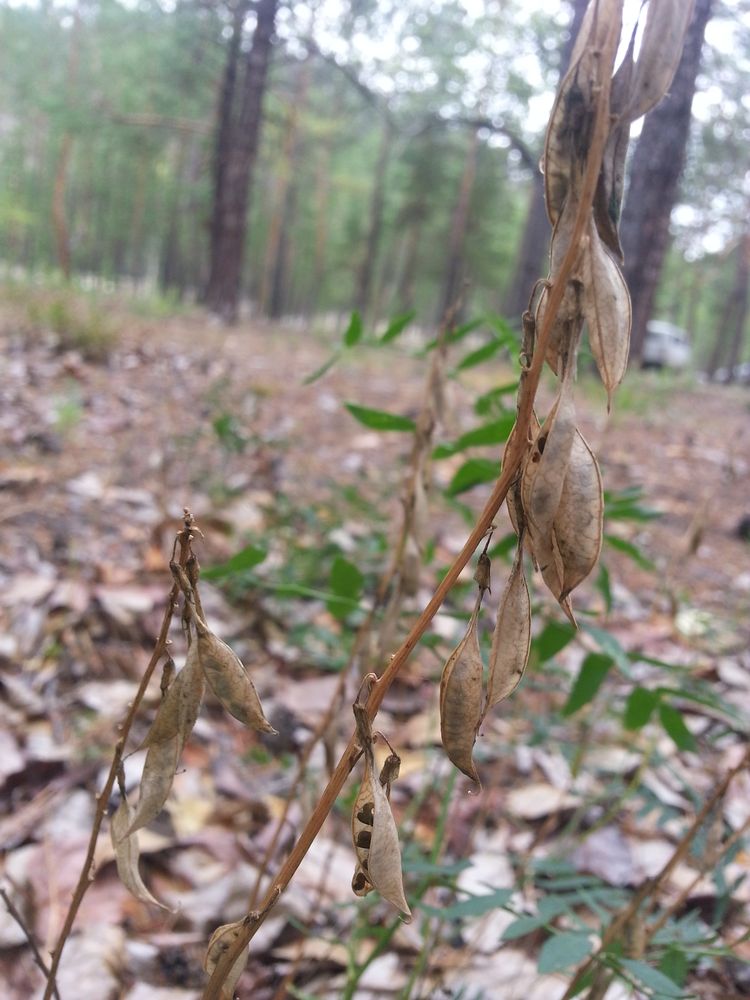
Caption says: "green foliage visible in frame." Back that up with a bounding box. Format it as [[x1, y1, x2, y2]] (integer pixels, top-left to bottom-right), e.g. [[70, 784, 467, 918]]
[[563, 653, 615, 716], [344, 403, 416, 432]]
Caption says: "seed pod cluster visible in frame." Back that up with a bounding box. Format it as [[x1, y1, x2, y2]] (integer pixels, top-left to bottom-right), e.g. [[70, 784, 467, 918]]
[[350, 694, 411, 918], [112, 561, 275, 905], [507, 0, 692, 624], [439, 541, 532, 783]]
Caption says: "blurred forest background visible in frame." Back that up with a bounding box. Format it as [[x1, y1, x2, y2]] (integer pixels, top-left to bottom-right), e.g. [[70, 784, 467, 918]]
[[0, 0, 749, 371]]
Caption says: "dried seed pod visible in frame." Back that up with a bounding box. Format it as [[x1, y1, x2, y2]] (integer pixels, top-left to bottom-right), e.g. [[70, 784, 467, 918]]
[[110, 794, 169, 909], [537, 196, 585, 376], [485, 543, 531, 712], [473, 552, 492, 594], [521, 374, 577, 547], [351, 777, 376, 898], [141, 640, 204, 749], [411, 462, 430, 553], [553, 430, 604, 598], [401, 532, 422, 597], [197, 630, 277, 735], [543, 0, 623, 223], [350, 702, 411, 917], [126, 734, 181, 836], [204, 919, 248, 1000], [622, 0, 695, 123], [581, 221, 632, 409], [367, 763, 411, 917], [439, 599, 483, 784]]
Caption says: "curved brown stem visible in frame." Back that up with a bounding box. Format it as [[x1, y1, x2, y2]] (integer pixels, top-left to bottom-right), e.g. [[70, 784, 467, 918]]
[[43, 513, 196, 1000]]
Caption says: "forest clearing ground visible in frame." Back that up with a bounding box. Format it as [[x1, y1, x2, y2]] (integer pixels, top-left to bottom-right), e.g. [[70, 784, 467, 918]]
[[1, 298, 749, 999]]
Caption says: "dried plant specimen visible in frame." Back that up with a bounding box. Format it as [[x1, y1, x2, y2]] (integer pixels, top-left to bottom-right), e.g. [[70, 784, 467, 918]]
[[485, 542, 531, 713], [439, 595, 484, 784], [204, 920, 249, 1000], [197, 628, 277, 734], [350, 695, 411, 917]]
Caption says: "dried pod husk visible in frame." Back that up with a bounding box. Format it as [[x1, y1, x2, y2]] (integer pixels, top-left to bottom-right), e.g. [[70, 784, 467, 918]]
[[536, 196, 585, 376], [351, 774, 376, 898], [126, 734, 181, 836], [553, 430, 603, 599], [204, 919, 249, 1000], [410, 462, 430, 553], [485, 544, 531, 712], [350, 751, 411, 916], [401, 532, 422, 597], [110, 796, 170, 909], [368, 764, 411, 917], [622, 0, 695, 123], [197, 630, 277, 734], [439, 603, 483, 784], [473, 552, 491, 594], [543, 0, 623, 223], [581, 221, 632, 409], [521, 374, 577, 547], [141, 641, 204, 749]]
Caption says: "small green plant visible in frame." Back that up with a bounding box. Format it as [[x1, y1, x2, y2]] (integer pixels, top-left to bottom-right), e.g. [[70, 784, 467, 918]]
[[27, 292, 118, 361]]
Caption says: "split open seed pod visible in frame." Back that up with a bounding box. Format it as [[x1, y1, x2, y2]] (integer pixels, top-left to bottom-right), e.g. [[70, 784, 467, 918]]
[[351, 703, 411, 917], [553, 429, 604, 598], [197, 629, 277, 734]]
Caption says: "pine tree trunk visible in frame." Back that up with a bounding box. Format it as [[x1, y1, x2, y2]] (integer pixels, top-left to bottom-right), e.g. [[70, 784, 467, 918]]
[[620, 0, 714, 362], [501, 0, 588, 320], [707, 232, 750, 378], [204, 0, 278, 323], [437, 128, 480, 322], [261, 57, 312, 318], [355, 119, 393, 317]]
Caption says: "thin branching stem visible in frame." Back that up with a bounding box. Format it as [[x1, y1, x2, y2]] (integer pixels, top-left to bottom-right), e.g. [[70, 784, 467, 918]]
[[42, 513, 196, 1000], [562, 746, 750, 999], [202, 41, 619, 991], [1, 886, 61, 1000]]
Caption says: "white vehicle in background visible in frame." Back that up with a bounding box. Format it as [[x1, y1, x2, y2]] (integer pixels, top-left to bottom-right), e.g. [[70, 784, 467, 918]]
[[641, 320, 692, 370]]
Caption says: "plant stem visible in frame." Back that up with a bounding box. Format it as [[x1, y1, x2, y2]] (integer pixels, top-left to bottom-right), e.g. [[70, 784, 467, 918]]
[[42, 514, 195, 1000], [203, 13, 622, 995]]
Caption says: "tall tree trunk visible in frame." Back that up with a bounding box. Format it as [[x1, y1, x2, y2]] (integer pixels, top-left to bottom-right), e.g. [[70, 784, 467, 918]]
[[51, 8, 82, 281], [355, 119, 393, 317], [706, 232, 750, 378], [620, 0, 714, 363], [261, 56, 312, 318], [204, 0, 278, 322], [395, 220, 422, 314], [501, 0, 588, 320], [438, 128, 480, 322]]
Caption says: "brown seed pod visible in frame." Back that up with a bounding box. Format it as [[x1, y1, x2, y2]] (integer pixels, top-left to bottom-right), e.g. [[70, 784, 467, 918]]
[[542, 0, 623, 224], [536, 195, 585, 376], [581, 221, 631, 410], [553, 429, 604, 598], [126, 734, 181, 836], [141, 640, 204, 749], [110, 793, 170, 910], [521, 374, 577, 548], [203, 919, 249, 1000], [621, 0, 695, 124], [197, 630, 277, 735], [439, 599, 483, 784], [350, 702, 411, 917], [410, 461, 430, 553], [485, 542, 531, 713], [401, 532, 422, 597]]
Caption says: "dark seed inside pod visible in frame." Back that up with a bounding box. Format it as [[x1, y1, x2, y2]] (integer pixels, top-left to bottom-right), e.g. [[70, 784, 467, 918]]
[[356, 830, 372, 849], [352, 872, 368, 892], [357, 802, 375, 825]]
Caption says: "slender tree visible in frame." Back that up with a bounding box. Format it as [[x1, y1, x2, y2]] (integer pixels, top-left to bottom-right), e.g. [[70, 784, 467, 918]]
[[705, 230, 750, 378], [620, 0, 714, 362], [204, 0, 279, 322]]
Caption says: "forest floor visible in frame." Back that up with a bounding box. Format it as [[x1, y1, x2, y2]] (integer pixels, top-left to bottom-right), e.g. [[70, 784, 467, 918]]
[[1, 289, 749, 1000]]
